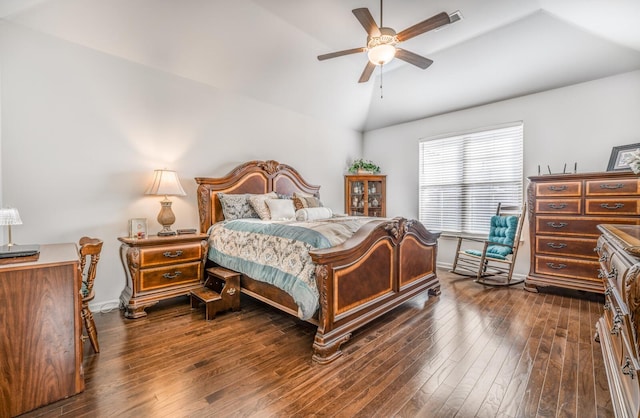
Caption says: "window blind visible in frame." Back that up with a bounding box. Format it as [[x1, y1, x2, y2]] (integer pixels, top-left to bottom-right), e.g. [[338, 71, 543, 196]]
[[418, 123, 523, 235]]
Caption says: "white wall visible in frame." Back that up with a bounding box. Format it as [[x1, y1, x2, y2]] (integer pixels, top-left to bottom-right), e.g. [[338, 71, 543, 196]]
[[0, 22, 362, 307], [363, 70, 640, 276]]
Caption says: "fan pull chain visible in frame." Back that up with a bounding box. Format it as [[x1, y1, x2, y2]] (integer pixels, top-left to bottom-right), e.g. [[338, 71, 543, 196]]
[[379, 64, 384, 99]]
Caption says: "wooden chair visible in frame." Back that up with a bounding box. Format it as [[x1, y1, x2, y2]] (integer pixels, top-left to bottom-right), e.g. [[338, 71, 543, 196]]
[[450, 203, 525, 286], [78, 237, 103, 352]]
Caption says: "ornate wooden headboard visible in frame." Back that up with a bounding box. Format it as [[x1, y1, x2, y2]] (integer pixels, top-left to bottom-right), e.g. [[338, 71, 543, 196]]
[[195, 160, 321, 232]]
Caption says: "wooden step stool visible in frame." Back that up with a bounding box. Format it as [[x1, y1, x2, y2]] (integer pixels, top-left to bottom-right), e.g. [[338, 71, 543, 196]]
[[190, 267, 241, 320]]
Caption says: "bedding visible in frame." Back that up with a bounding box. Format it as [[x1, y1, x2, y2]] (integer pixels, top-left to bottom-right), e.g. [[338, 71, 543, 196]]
[[207, 216, 374, 319]]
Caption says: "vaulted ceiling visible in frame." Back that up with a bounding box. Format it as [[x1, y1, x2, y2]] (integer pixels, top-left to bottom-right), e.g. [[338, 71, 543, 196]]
[[2, 0, 640, 132]]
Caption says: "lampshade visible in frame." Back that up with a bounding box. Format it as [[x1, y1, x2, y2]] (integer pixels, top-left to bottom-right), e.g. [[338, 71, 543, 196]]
[[145, 169, 186, 197], [367, 44, 396, 66], [0, 208, 22, 226]]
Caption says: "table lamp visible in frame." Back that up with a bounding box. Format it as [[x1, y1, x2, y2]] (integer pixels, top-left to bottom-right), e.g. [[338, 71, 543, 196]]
[[145, 169, 187, 236], [0, 208, 22, 247]]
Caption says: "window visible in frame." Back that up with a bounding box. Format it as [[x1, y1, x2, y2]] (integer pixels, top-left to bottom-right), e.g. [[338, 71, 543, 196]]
[[418, 122, 523, 236]]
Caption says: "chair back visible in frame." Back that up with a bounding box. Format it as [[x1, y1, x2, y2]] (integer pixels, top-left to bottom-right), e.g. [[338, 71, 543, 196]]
[[79, 237, 103, 301], [487, 203, 525, 258]]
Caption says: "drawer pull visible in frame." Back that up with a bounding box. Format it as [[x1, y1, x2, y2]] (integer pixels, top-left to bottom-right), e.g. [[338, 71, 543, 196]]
[[600, 183, 624, 190], [604, 285, 613, 296], [599, 254, 608, 262], [547, 203, 567, 209], [599, 203, 624, 210], [622, 357, 636, 379], [547, 222, 568, 228], [603, 302, 611, 311], [594, 246, 601, 253], [611, 310, 623, 335], [163, 250, 184, 258], [608, 267, 618, 280], [162, 271, 182, 280], [546, 242, 567, 249], [546, 262, 567, 270], [548, 185, 567, 191]]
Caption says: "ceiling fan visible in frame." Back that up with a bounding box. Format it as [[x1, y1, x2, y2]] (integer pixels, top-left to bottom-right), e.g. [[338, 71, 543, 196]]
[[317, 1, 461, 83]]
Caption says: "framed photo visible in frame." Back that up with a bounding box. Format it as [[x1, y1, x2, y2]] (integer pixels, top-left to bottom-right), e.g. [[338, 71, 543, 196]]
[[607, 143, 640, 171], [129, 218, 148, 239]]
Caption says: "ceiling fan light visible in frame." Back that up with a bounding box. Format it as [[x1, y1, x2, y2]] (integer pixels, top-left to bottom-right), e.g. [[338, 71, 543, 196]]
[[367, 44, 396, 65]]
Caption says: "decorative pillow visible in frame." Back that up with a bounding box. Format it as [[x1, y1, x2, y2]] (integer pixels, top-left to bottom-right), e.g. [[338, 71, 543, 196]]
[[248, 192, 278, 220], [266, 198, 296, 221], [292, 192, 323, 210], [295, 207, 333, 221], [217, 193, 258, 220]]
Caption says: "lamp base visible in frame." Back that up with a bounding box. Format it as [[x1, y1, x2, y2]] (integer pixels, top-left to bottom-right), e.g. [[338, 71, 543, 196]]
[[157, 228, 177, 237], [156, 197, 178, 237]]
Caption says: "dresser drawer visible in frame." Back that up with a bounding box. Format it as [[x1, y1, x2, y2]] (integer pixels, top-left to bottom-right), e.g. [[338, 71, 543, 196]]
[[534, 255, 600, 281], [586, 198, 640, 215], [587, 178, 640, 196], [536, 216, 640, 237], [139, 242, 204, 267], [139, 262, 203, 292], [536, 236, 598, 259], [535, 199, 581, 214], [535, 181, 582, 197]]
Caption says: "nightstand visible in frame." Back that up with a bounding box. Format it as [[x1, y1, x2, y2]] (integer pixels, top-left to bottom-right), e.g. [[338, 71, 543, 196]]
[[118, 233, 209, 319]]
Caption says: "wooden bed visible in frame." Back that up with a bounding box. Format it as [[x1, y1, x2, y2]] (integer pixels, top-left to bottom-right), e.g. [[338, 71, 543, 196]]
[[195, 160, 441, 364]]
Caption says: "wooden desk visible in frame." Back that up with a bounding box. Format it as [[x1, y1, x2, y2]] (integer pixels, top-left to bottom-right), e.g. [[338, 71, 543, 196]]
[[0, 243, 84, 417]]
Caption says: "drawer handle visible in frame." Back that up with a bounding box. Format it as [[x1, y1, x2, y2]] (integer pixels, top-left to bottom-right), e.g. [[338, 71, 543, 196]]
[[604, 284, 613, 296], [163, 250, 184, 258], [546, 242, 567, 249], [603, 302, 611, 311], [608, 268, 618, 280], [547, 222, 568, 228], [599, 203, 624, 210], [546, 262, 567, 270], [622, 357, 636, 379], [600, 183, 624, 190], [599, 254, 608, 262], [547, 203, 567, 209], [594, 246, 601, 253], [162, 271, 182, 279], [548, 185, 567, 191], [611, 311, 623, 335]]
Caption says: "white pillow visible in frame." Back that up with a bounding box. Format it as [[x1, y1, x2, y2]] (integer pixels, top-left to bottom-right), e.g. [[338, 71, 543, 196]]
[[266, 199, 296, 221], [295, 207, 333, 221]]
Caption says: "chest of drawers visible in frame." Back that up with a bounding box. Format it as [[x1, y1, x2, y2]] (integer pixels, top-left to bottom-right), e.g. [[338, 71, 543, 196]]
[[527, 172, 640, 293], [596, 224, 640, 417], [119, 233, 208, 318]]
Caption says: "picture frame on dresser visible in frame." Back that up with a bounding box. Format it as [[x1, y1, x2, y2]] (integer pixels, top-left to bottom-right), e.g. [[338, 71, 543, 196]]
[[607, 143, 640, 171], [128, 218, 147, 239]]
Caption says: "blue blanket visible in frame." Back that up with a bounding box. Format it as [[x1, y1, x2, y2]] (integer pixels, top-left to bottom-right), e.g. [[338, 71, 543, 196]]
[[207, 217, 372, 319]]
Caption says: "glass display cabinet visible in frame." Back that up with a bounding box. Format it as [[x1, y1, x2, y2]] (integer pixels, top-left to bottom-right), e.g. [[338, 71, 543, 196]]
[[344, 174, 386, 217]]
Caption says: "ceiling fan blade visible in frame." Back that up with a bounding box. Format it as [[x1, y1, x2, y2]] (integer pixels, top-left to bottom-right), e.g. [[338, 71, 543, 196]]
[[396, 12, 451, 42], [395, 49, 433, 69], [358, 61, 376, 83], [317, 47, 366, 61], [352, 8, 381, 37]]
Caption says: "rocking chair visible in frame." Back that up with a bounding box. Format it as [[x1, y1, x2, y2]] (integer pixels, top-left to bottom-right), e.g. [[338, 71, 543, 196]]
[[451, 203, 525, 286]]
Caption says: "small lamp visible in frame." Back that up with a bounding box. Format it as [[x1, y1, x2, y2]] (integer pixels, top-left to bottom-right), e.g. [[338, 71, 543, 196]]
[[0, 208, 22, 247], [145, 169, 186, 236]]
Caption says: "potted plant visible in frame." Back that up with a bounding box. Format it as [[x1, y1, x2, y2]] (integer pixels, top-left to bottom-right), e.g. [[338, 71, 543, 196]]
[[348, 159, 381, 174]]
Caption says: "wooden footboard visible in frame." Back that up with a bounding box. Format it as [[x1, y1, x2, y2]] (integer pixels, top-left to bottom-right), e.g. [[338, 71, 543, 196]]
[[310, 217, 440, 364]]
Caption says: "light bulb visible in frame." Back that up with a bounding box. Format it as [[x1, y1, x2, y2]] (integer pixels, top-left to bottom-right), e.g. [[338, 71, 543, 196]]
[[367, 44, 396, 65]]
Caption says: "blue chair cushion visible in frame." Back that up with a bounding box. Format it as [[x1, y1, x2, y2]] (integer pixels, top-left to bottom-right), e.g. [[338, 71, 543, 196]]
[[463, 215, 518, 260]]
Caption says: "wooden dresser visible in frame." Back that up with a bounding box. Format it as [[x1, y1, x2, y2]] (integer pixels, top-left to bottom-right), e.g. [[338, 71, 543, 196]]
[[526, 172, 640, 293], [119, 233, 208, 318], [595, 224, 640, 417], [0, 244, 84, 417]]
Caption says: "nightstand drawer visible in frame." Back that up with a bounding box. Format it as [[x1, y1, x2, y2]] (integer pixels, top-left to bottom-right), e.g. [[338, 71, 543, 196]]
[[140, 242, 204, 267], [140, 262, 203, 291], [587, 178, 640, 196], [535, 199, 581, 214]]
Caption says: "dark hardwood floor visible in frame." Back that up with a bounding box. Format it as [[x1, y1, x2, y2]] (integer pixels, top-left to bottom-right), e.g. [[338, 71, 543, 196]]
[[25, 269, 612, 417]]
